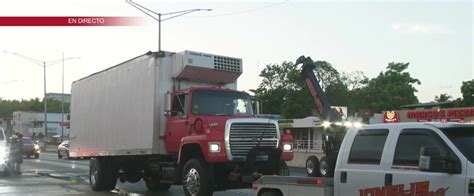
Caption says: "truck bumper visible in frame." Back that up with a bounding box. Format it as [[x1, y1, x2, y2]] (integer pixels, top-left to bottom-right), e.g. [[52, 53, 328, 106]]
[[241, 146, 282, 176], [280, 151, 294, 161]]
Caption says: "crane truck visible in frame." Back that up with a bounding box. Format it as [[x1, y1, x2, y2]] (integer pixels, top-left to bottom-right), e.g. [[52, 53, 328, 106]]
[[252, 56, 474, 196], [69, 50, 293, 196], [296, 56, 347, 178]]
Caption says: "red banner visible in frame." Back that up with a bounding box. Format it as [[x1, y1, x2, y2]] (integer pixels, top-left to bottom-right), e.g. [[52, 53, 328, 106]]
[[0, 17, 142, 26]]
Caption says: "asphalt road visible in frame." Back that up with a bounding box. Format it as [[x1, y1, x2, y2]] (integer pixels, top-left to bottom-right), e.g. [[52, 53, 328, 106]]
[[17, 152, 306, 195]]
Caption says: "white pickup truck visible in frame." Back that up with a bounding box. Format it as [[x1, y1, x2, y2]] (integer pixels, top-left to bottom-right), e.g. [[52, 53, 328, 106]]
[[253, 122, 474, 196]]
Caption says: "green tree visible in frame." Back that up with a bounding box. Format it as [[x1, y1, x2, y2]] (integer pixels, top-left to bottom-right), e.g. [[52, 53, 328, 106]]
[[359, 62, 420, 112], [434, 93, 452, 102], [0, 98, 69, 118], [256, 60, 352, 118], [460, 80, 474, 106]]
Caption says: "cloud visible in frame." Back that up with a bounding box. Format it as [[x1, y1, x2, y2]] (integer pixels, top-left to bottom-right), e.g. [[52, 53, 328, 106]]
[[390, 23, 454, 34]]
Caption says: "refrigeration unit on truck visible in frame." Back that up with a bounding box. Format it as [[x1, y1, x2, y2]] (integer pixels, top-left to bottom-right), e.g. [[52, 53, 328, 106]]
[[69, 50, 294, 195], [253, 122, 474, 196]]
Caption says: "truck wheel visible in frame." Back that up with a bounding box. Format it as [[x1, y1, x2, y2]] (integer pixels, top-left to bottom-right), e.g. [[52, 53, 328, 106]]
[[182, 159, 214, 196], [58, 151, 62, 159], [89, 158, 117, 191], [260, 189, 282, 196], [319, 156, 335, 177], [306, 156, 320, 177]]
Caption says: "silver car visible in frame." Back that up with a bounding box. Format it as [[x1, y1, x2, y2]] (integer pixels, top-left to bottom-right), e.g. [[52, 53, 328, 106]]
[[57, 140, 69, 159]]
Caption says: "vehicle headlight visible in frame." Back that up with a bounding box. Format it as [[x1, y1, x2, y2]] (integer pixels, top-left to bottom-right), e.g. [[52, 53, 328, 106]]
[[283, 143, 292, 152], [343, 121, 353, 127], [353, 122, 363, 128], [34, 144, 40, 150], [208, 142, 220, 153], [322, 121, 331, 128]]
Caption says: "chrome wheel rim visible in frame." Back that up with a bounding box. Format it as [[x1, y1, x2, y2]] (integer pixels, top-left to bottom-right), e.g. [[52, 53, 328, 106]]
[[184, 168, 200, 196], [306, 160, 314, 174], [90, 166, 98, 185], [320, 161, 327, 176]]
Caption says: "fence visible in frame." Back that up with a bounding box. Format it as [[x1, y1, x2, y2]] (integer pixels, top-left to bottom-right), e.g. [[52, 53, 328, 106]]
[[293, 140, 323, 153]]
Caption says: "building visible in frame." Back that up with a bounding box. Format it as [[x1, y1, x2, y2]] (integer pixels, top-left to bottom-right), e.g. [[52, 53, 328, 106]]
[[46, 93, 71, 103], [0, 118, 13, 136], [12, 111, 70, 138], [381, 102, 474, 123]]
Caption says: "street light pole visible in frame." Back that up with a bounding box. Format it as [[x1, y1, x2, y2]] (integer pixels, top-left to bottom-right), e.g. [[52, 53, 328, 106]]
[[61, 52, 64, 142], [43, 61, 47, 138], [3, 51, 79, 139], [158, 13, 161, 52], [126, 0, 212, 54]]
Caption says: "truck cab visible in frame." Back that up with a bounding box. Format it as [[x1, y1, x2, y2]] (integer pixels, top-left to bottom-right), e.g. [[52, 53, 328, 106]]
[[254, 122, 474, 196], [167, 86, 294, 192]]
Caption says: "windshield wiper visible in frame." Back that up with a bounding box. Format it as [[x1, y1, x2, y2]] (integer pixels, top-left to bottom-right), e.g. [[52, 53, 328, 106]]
[[215, 113, 232, 116]]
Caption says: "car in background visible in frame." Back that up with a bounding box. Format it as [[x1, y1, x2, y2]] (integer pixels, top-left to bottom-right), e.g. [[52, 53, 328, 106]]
[[57, 140, 69, 159], [22, 137, 40, 159], [0, 128, 8, 176]]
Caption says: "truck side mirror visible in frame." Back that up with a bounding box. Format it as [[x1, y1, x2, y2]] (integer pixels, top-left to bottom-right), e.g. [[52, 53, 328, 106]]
[[419, 146, 456, 173], [165, 92, 171, 113]]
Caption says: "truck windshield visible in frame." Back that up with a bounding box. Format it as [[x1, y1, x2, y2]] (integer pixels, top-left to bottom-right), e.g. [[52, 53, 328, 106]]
[[441, 126, 474, 163], [192, 90, 253, 116]]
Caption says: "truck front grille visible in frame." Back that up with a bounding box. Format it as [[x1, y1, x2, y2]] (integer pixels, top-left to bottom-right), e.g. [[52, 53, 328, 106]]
[[229, 123, 279, 157]]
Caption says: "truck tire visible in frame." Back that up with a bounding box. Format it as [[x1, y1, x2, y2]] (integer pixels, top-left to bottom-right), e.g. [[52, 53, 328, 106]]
[[89, 157, 117, 191], [319, 156, 335, 177], [182, 158, 214, 196], [306, 156, 320, 177], [260, 189, 282, 196], [58, 151, 62, 159]]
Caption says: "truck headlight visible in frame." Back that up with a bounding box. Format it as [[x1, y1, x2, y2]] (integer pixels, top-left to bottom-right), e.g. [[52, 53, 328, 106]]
[[208, 142, 220, 153], [344, 121, 353, 127], [283, 143, 292, 152], [322, 121, 331, 128], [353, 122, 362, 128]]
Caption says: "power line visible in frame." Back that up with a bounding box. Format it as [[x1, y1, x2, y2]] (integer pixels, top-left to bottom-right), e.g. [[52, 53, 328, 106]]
[[199, 0, 288, 18]]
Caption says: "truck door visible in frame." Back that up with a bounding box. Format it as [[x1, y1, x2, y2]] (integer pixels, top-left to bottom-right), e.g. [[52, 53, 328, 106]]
[[337, 129, 391, 195], [386, 128, 466, 196], [165, 93, 189, 153]]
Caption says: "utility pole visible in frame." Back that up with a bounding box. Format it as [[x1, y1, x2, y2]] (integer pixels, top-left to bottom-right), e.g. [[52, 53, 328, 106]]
[[61, 52, 65, 142], [3, 51, 79, 138], [126, 0, 211, 56], [43, 61, 47, 138]]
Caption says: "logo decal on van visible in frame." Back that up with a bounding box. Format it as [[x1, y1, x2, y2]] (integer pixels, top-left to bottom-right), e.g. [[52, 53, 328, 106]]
[[359, 181, 448, 196]]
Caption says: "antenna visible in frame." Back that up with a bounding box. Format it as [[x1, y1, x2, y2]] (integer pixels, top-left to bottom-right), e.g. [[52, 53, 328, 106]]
[[125, 0, 212, 56]]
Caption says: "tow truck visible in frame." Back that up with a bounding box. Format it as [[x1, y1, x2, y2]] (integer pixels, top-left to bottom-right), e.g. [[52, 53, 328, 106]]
[[297, 56, 348, 178], [252, 56, 474, 196]]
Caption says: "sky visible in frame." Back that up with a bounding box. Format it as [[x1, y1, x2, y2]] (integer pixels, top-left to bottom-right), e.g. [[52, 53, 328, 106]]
[[0, 0, 472, 103]]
